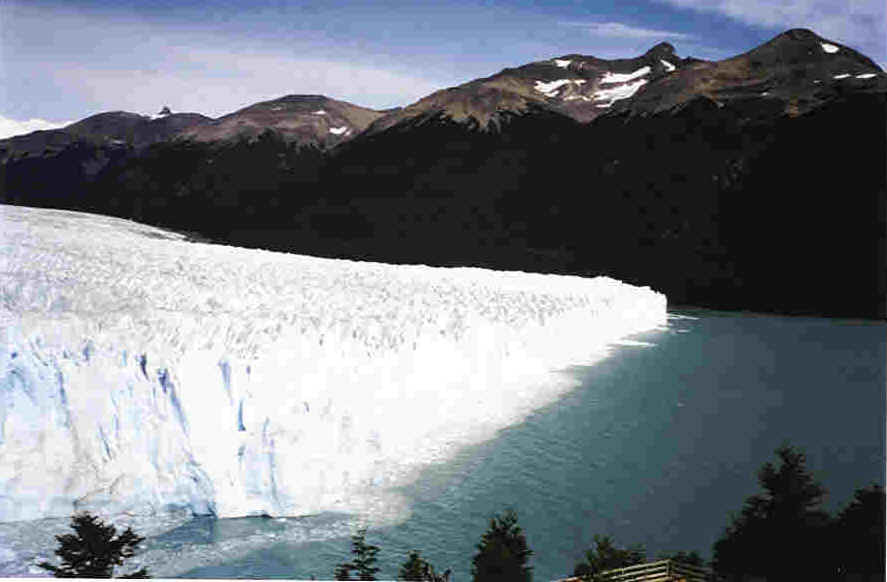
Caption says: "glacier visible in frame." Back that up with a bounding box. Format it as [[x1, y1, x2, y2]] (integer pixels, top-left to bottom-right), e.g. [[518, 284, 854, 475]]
[[0, 204, 666, 525]]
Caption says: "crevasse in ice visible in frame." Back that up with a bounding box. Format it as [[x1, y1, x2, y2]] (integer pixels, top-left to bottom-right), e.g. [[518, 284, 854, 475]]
[[0, 205, 666, 522]]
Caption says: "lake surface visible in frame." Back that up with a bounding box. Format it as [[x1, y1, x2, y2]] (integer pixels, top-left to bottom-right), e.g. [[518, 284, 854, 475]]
[[3, 308, 884, 580]]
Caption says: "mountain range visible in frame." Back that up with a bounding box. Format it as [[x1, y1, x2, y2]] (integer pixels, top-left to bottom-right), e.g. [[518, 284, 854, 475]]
[[2, 28, 885, 319]]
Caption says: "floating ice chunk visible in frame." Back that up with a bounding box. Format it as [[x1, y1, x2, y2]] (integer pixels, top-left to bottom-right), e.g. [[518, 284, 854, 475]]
[[611, 339, 655, 347], [660, 59, 675, 72], [600, 66, 651, 84], [533, 79, 584, 97], [554, 59, 572, 68], [329, 126, 348, 135], [313, 110, 327, 115], [856, 73, 877, 79], [593, 78, 648, 106], [820, 42, 839, 54], [833, 73, 851, 79]]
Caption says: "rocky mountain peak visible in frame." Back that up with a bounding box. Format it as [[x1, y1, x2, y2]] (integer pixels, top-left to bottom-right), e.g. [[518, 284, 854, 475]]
[[776, 28, 822, 42], [738, 28, 882, 70], [644, 42, 677, 59], [173, 94, 388, 146]]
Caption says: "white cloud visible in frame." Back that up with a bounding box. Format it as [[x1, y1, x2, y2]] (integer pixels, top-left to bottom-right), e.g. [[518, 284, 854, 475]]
[[557, 21, 693, 40], [1, 3, 458, 121], [51, 49, 445, 118], [0, 116, 73, 140], [651, 0, 885, 62]]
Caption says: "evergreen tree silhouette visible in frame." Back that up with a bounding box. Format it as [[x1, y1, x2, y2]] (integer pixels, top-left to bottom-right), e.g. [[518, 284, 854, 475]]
[[712, 442, 831, 580], [572, 535, 645, 581], [334, 527, 380, 580], [38, 512, 149, 578], [471, 509, 533, 582], [398, 550, 451, 581]]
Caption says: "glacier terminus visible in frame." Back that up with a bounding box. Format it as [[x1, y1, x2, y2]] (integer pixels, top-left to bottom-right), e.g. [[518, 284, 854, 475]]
[[0, 205, 666, 524]]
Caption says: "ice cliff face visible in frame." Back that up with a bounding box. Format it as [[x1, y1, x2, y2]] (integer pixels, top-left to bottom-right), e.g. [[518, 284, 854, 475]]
[[0, 205, 666, 522]]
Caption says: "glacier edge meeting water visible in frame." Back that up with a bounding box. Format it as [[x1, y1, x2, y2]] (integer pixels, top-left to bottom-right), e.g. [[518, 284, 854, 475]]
[[0, 205, 666, 527]]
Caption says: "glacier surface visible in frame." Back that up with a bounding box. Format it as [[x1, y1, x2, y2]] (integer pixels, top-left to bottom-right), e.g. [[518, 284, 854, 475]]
[[0, 204, 666, 524]]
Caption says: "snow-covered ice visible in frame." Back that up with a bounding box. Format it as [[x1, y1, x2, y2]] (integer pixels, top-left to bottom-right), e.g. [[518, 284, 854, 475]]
[[0, 205, 665, 527], [600, 66, 651, 84], [820, 42, 839, 54], [660, 60, 675, 72], [593, 78, 648, 107], [554, 59, 572, 68], [329, 126, 348, 135]]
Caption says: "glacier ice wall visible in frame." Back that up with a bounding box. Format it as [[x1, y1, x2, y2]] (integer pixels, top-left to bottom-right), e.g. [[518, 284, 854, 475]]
[[0, 205, 666, 522]]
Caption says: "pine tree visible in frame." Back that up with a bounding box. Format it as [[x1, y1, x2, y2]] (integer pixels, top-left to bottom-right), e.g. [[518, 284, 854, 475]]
[[399, 550, 430, 581], [334, 528, 380, 581], [471, 509, 533, 582], [572, 535, 645, 581], [398, 550, 451, 581], [712, 442, 831, 580], [832, 483, 886, 578], [37, 512, 149, 578]]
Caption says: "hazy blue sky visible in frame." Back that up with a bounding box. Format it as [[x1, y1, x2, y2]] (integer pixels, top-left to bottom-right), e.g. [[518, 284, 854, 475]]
[[1, 0, 884, 137]]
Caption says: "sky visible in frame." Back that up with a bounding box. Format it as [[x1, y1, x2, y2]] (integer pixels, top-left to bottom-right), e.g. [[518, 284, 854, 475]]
[[1, 0, 884, 138]]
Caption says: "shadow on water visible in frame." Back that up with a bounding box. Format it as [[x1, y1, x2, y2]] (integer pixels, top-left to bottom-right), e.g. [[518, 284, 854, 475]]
[[174, 308, 885, 581]]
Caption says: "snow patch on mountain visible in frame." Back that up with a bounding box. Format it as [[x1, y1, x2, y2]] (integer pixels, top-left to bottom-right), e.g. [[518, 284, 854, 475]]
[[833, 73, 851, 79], [554, 59, 572, 68], [0, 205, 667, 523], [855, 73, 877, 79], [820, 42, 839, 54], [600, 66, 651, 85], [313, 110, 327, 115], [329, 126, 348, 135], [533, 79, 585, 97], [593, 78, 648, 107], [660, 60, 675, 72]]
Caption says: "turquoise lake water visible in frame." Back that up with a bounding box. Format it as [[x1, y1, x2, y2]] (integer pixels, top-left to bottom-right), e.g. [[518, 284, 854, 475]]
[[166, 308, 885, 581], [3, 308, 883, 581]]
